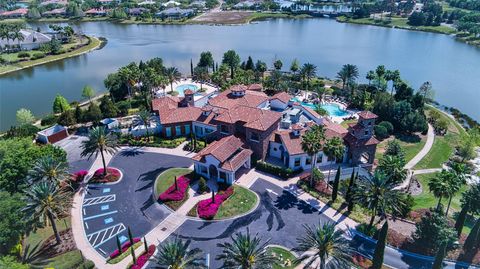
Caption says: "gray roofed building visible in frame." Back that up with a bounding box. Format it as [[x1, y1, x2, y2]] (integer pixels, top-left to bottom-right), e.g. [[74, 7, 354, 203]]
[[156, 7, 194, 19], [0, 29, 52, 51]]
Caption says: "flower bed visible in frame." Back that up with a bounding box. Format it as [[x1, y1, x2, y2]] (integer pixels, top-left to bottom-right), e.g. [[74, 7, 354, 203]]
[[158, 176, 190, 202], [109, 238, 141, 259], [89, 168, 121, 183], [130, 245, 156, 269], [73, 170, 88, 182], [197, 187, 234, 220]]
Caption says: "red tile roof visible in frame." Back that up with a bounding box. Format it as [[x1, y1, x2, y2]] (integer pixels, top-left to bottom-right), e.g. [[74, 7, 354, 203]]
[[214, 105, 281, 131], [208, 89, 268, 110], [220, 148, 253, 171], [270, 92, 292, 104], [151, 96, 202, 124], [275, 129, 306, 155], [230, 84, 248, 92], [247, 84, 262, 91], [344, 133, 379, 147], [358, 111, 378, 120], [184, 89, 194, 95], [323, 118, 348, 139], [192, 136, 252, 171], [0, 8, 28, 16]]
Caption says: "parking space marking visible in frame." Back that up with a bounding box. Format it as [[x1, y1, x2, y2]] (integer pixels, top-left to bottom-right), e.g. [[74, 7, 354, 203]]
[[101, 205, 110, 211], [86, 223, 126, 249], [103, 188, 111, 193], [83, 194, 116, 207], [104, 217, 113, 224], [83, 210, 118, 221], [119, 235, 128, 243]]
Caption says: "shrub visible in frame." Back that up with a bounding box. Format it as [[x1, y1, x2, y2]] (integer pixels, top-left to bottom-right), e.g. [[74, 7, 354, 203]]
[[109, 238, 141, 259], [17, 51, 30, 58], [197, 177, 209, 194], [89, 168, 121, 183], [412, 209, 456, 254], [130, 245, 156, 269], [158, 176, 190, 202], [31, 52, 45, 60], [41, 114, 58, 126], [197, 187, 234, 220], [374, 125, 389, 139], [73, 170, 89, 182], [356, 223, 378, 237], [256, 161, 300, 179], [379, 121, 394, 134]]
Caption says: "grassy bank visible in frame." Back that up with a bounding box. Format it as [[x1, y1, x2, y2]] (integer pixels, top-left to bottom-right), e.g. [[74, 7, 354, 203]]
[[0, 36, 103, 75], [247, 12, 312, 23], [337, 16, 457, 35]]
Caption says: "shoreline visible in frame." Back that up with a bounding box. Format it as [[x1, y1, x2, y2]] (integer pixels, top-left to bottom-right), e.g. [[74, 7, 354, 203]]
[[0, 35, 104, 76]]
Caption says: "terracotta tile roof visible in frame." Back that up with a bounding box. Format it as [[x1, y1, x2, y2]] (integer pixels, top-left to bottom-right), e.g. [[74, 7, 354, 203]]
[[247, 84, 262, 91], [323, 118, 348, 139], [230, 84, 248, 92], [275, 129, 306, 155], [344, 133, 379, 147], [184, 89, 194, 95], [358, 111, 378, 120], [270, 92, 292, 104], [213, 105, 281, 131], [208, 89, 268, 110], [301, 105, 321, 119], [347, 122, 365, 132], [0, 8, 28, 16], [220, 148, 253, 171], [292, 123, 303, 130], [151, 96, 202, 124], [192, 136, 249, 169]]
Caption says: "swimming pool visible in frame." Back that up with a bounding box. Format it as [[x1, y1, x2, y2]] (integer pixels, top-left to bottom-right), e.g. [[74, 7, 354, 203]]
[[291, 97, 349, 117], [175, 84, 199, 96]]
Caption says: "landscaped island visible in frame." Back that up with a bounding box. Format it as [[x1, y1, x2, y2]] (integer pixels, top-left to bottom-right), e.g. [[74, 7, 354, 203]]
[[0, 23, 103, 75]]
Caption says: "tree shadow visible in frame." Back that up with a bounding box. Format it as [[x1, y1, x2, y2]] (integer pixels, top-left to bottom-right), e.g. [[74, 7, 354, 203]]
[[119, 147, 145, 157], [274, 190, 298, 211], [397, 133, 421, 144]]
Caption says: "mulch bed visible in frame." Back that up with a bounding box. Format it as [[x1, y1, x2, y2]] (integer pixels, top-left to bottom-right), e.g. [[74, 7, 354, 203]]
[[40, 229, 77, 258], [89, 168, 121, 183]]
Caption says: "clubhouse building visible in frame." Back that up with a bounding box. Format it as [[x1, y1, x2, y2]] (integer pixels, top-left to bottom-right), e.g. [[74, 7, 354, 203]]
[[151, 85, 379, 184]]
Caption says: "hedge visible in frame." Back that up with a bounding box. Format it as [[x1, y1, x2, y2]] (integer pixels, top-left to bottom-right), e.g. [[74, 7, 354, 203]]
[[255, 161, 301, 179]]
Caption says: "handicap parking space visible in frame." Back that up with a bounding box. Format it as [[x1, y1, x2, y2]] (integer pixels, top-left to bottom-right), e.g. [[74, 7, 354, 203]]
[[81, 151, 193, 257]]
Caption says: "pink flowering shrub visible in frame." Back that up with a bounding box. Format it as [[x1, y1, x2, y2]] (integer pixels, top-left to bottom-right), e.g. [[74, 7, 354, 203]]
[[109, 237, 141, 259], [158, 176, 190, 202], [130, 245, 156, 269], [90, 168, 121, 183], [197, 187, 234, 220], [73, 170, 88, 182]]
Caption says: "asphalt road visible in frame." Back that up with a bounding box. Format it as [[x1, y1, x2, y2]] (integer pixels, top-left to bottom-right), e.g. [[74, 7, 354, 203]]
[[55, 135, 94, 173], [81, 149, 192, 257], [160, 178, 332, 269]]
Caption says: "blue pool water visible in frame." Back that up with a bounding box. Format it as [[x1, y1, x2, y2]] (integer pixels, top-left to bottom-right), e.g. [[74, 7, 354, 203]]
[[291, 97, 349, 117], [175, 84, 199, 96]]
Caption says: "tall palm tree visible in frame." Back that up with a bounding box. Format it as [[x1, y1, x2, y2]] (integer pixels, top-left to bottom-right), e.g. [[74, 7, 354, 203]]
[[322, 137, 345, 184], [299, 63, 317, 97], [119, 64, 140, 98], [216, 229, 277, 269], [166, 67, 182, 93], [428, 170, 455, 212], [455, 183, 480, 236], [354, 171, 405, 229], [366, 70, 375, 85], [376, 155, 407, 185], [23, 181, 69, 245], [133, 110, 154, 137], [28, 156, 69, 185], [150, 237, 206, 269], [153, 74, 169, 96], [80, 127, 119, 177], [293, 222, 353, 269], [301, 128, 324, 187], [336, 64, 359, 92], [445, 165, 466, 215]]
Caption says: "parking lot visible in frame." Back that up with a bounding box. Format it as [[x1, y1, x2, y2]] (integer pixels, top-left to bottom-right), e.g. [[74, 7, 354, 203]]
[[81, 150, 192, 257]]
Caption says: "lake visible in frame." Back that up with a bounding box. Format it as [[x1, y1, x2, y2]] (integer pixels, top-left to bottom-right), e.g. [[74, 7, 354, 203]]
[[1, 18, 479, 130]]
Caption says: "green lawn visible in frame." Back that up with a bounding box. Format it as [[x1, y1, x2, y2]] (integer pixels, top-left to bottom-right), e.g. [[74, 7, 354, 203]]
[[376, 133, 426, 163], [43, 250, 93, 269], [413, 173, 467, 213], [267, 246, 296, 269], [340, 119, 357, 128], [214, 185, 258, 220], [25, 217, 70, 247], [154, 168, 192, 198]]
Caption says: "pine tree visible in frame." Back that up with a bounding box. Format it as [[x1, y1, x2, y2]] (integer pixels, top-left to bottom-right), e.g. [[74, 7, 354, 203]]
[[130, 245, 137, 264], [174, 176, 178, 190], [371, 221, 388, 269], [464, 217, 480, 251], [432, 241, 447, 269], [345, 169, 355, 201], [128, 227, 134, 247], [144, 237, 148, 252], [331, 166, 341, 201], [190, 59, 194, 77]]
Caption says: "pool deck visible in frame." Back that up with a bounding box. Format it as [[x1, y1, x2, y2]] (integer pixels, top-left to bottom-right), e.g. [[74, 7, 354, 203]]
[[291, 95, 358, 124], [155, 78, 218, 99]]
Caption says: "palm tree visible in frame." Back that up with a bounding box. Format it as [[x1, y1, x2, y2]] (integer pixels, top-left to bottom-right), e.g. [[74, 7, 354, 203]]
[[23, 181, 69, 245], [366, 70, 375, 85], [322, 137, 345, 184], [354, 171, 405, 229], [28, 156, 69, 185], [165, 67, 182, 93], [445, 165, 466, 215], [376, 155, 406, 185], [299, 63, 317, 97], [80, 127, 119, 177], [336, 64, 359, 92], [150, 237, 206, 269], [455, 183, 480, 236], [133, 110, 154, 137], [216, 229, 277, 269], [194, 66, 209, 90], [301, 128, 324, 187], [222, 50, 241, 79], [428, 170, 455, 212], [119, 64, 141, 98], [12, 29, 24, 48], [293, 222, 353, 269]]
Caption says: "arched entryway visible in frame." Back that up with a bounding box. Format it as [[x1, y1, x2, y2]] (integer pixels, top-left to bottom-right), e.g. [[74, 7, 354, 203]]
[[360, 152, 371, 164], [209, 164, 218, 180]]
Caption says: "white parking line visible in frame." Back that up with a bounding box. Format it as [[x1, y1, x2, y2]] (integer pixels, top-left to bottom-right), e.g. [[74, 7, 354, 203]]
[[83, 210, 118, 221], [86, 223, 126, 248]]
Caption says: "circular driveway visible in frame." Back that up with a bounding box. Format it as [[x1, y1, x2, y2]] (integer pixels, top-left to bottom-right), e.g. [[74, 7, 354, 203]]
[[81, 149, 192, 257]]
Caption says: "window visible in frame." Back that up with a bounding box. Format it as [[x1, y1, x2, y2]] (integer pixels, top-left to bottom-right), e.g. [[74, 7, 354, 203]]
[[317, 153, 323, 163], [250, 132, 259, 142], [185, 125, 190, 135], [364, 130, 369, 135], [294, 158, 301, 167], [200, 165, 207, 174], [195, 126, 203, 136], [219, 171, 227, 180], [175, 126, 182, 136], [165, 127, 172, 137], [220, 125, 229, 134], [368, 121, 372, 126], [306, 157, 311, 165], [206, 128, 213, 134]]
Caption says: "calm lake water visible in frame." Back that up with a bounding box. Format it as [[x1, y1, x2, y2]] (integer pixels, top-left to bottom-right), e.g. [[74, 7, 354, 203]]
[[1, 18, 479, 130]]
